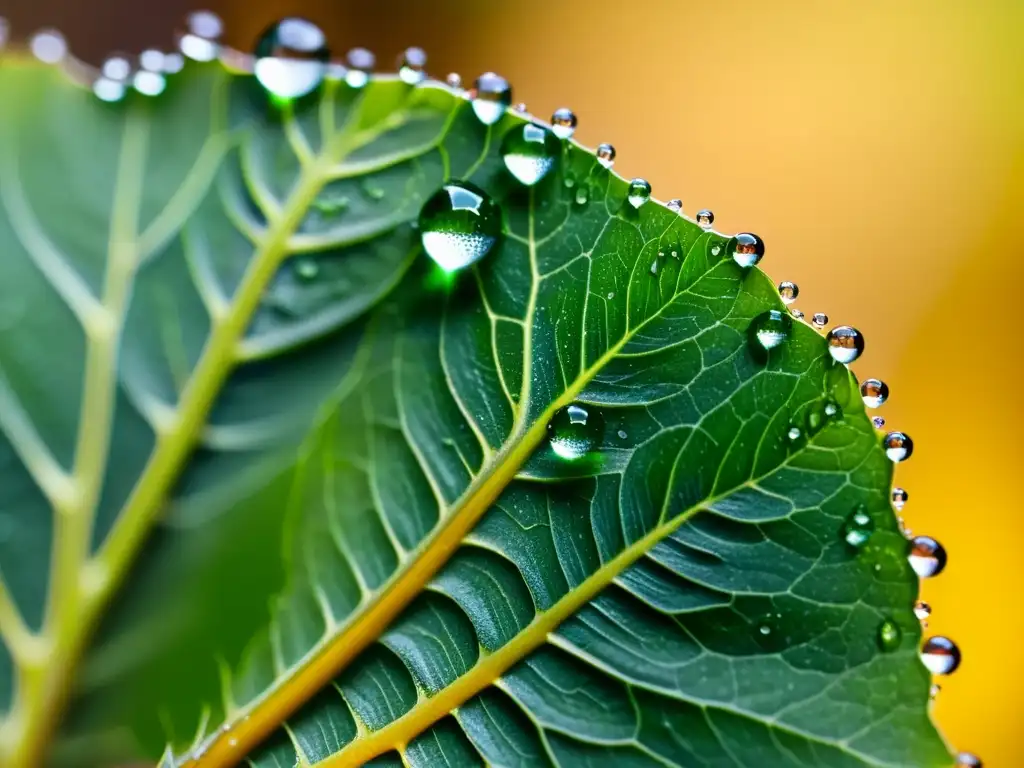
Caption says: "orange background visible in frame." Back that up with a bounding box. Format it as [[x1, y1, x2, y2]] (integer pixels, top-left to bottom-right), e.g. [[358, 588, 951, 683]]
[[9, 0, 1024, 765]]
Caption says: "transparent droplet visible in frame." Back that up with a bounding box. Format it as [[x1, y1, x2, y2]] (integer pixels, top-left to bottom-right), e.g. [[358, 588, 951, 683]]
[[811, 312, 829, 329], [418, 182, 502, 272], [254, 18, 329, 101], [551, 107, 578, 139], [860, 378, 889, 408], [162, 52, 186, 74], [471, 72, 512, 125], [787, 426, 802, 441], [929, 683, 941, 699], [883, 431, 914, 462], [607, 291, 615, 300], [30, 29, 67, 64], [877, 618, 901, 652], [445, 72, 462, 89], [617, 429, 628, 439], [139, 49, 166, 72], [398, 46, 427, 85], [345, 48, 375, 88], [778, 281, 799, 304], [514, 102, 528, 113], [627, 179, 651, 209], [914, 600, 932, 622], [596, 143, 616, 168], [133, 70, 167, 97], [500, 123, 561, 186], [920, 636, 961, 675], [732, 233, 764, 268], [710, 245, 721, 256], [696, 209, 715, 229], [294, 257, 320, 281], [649, 260, 659, 276], [180, 10, 222, 62], [575, 187, 589, 206], [102, 56, 132, 81], [955, 752, 983, 768], [908, 535, 946, 578], [825, 325, 865, 364], [666, 199, 682, 213], [547, 403, 604, 461], [872, 415, 886, 429], [93, 78, 127, 103], [791, 308, 805, 319], [842, 506, 874, 548], [824, 400, 839, 417], [749, 310, 793, 351], [758, 624, 771, 636], [891, 487, 908, 510]]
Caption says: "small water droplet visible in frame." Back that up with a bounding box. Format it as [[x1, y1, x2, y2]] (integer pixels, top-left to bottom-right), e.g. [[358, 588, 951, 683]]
[[93, 78, 127, 103], [825, 325, 865, 364], [824, 400, 839, 417], [627, 179, 652, 209], [955, 752, 983, 768], [791, 308, 805, 319], [514, 102, 528, 113], [749, 310, 793, 351], [921, 636, 961, 675], [617, 429, 628, 439], [891, 487, 908, 510], [547, 403, 604, 461], [929, 683, 941, 699], [696, 209, 714, 229], [860, 378, 889, 408], [133, 70, 167, 97], [710, 245, 721, 256], [649, 259, 659, 275], [596, 143, 616, 168], [811, 312, 829, 329], [179, 10, 222, 62], [877, 618, 902, 652], [666, 199, 682, 213], [398, 46, 427, 85], [872, 416, 886, 429], [446, 72, 462, 89], [842, 506, 875, 548], [574, 187, 589, 206], [908, 535, 946, 578], [787, 426, 802, 441], [294, 257, 320, 281], [471, 72, 512, 125], [345, 48, 375, 88], [139, 49, 165, 72], [914, 600, 932, 622], [30, 29, 67, 64], [606, 291, 615, 300], [778, 281, 799, 304], [551, 107, 578, 139], [102, 56, 132, 81], [163, 52, 186, 74], [758, 624, 771, 636], [500, 123, 561, 186], [732, 233, 764, 268], [883, 431, 914, 462], [418, 181, 502, 272], [253, 18, 329, 101]]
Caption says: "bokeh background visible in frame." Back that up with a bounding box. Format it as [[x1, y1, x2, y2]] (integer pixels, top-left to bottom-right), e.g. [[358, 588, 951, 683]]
[[5, 0, 1023, 764]]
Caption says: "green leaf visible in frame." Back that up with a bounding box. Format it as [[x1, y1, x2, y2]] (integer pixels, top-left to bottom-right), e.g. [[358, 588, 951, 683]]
[[0, 53, 951, 768]]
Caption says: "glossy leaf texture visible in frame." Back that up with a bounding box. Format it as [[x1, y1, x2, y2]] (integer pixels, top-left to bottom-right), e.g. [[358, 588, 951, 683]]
[[0, 56, 951, 768]]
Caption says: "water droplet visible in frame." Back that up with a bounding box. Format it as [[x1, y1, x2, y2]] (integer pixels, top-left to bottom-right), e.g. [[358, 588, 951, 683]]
[[180, 10, 223, 62], [860, 378, 889, 408], [749, 310, 793, 351], [825, 325, 865, 364], [294, 257, 320, 281], [649, 259, 659, 275], [842, 506, 874, 548], [696, 209, 714, 229], [345, 48, 375, 88], [471, 72, 512, 125], [398, 46, 427, 84], [920, 636, 961, 675], [758, 624, 771, 636], [778, 281, 799, 304], [418, 182, 502, 272], [93, 78, 127, 103], [891, 487, 908, 510], [626, 179, 652, 209], [547, 403, 604, 461], [787, 426, 802, 441], [666, 199, 682, 213], [139, 49, 165, 72], [445, 72, 462, 89], [133, 70, 167, 97], [710, 245, 721, 256], [514, 102, 528, 113], [883, 431, 914, 462], [617, 429, 628, 439], [30, 29, 67, 64], [254, 18, 329, 101], [500, 124, 561, 186], [102, 56, 132, 81], [732, 233, 764, 268], [791, 308, 805, 319], [908, 535, 946, 578], [929, 683, 941, 699], [163, 52, 186, 74], [877, 618, 901, 652], [606, 291, 615, 300], [872, 416, 886, 429], [550, 107, 578, 139], [914, 600, 932, 622], [955, 752, 982, 768], [811, 312, 829, 329], [596, 143, 616, 168], [574, 187, 589, 206], [824, 400, 839, 417]]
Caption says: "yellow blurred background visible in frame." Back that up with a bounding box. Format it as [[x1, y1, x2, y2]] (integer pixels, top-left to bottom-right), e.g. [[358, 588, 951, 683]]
[[9, 0, 1024, 764]]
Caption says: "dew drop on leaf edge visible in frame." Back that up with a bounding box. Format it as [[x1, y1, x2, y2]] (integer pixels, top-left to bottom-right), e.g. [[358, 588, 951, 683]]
[[920, 635, 961, 675], [551, 107, 578, 139], [825, 325, 865, 364], [398, 46, 427, 85], [883, 431, 914, 462], [860, 378, 889, 408], [891, 487, 908, 510], [179, 10, 223, 62], [749, 309, 792, 351], [627, 179, 651, 209], [732, 233, 764, 268], [471, 72, 512, 125], [547, 403, 604, 461], [418, 181, 502, 273], [697, 209, 714, 229], [877, 618, 901, 652], [956, 752, 983, 768], [596, 143, 616, 168], [253, 18, 330, 102], [908, 535, 947, 578], [811, 312, 829, 329], [500, 123, 561, 186], [914, 600, 932, 622], [778, 280, 799, 304]]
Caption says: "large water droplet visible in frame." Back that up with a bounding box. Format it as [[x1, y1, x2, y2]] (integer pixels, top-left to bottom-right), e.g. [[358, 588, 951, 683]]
[[696, 209, 715, 229], [596, 143, 616, 168], [345, 48, 375, 88], [811, 312, 829, 329], [547, 403, 604, 461], [30, 29, 67, 64], [180, 10, 222, 62], [500, 124, 560, 186], [551, 107, 578, 139], [955, 752, 983, 768], [749, 310, 793, 351], [842, 506, 874, 548], [732, 233, 764, 268], [254, 18, 329, 101], [418, 182, 502, 272], [877, 618, 901, 652], [471, 72, 512, 125], [891, 487, 908, 510], [778, 281, 799, 304], [908, 535, 946, 578], [860, 378, 889, 408], [921, 636, 961, 675], [398, 46, 427, 84], [627, 179, 651, 209], [914, 600, 932, 622], [883, 431, 914, 462], [825, 325, 865, 364]]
